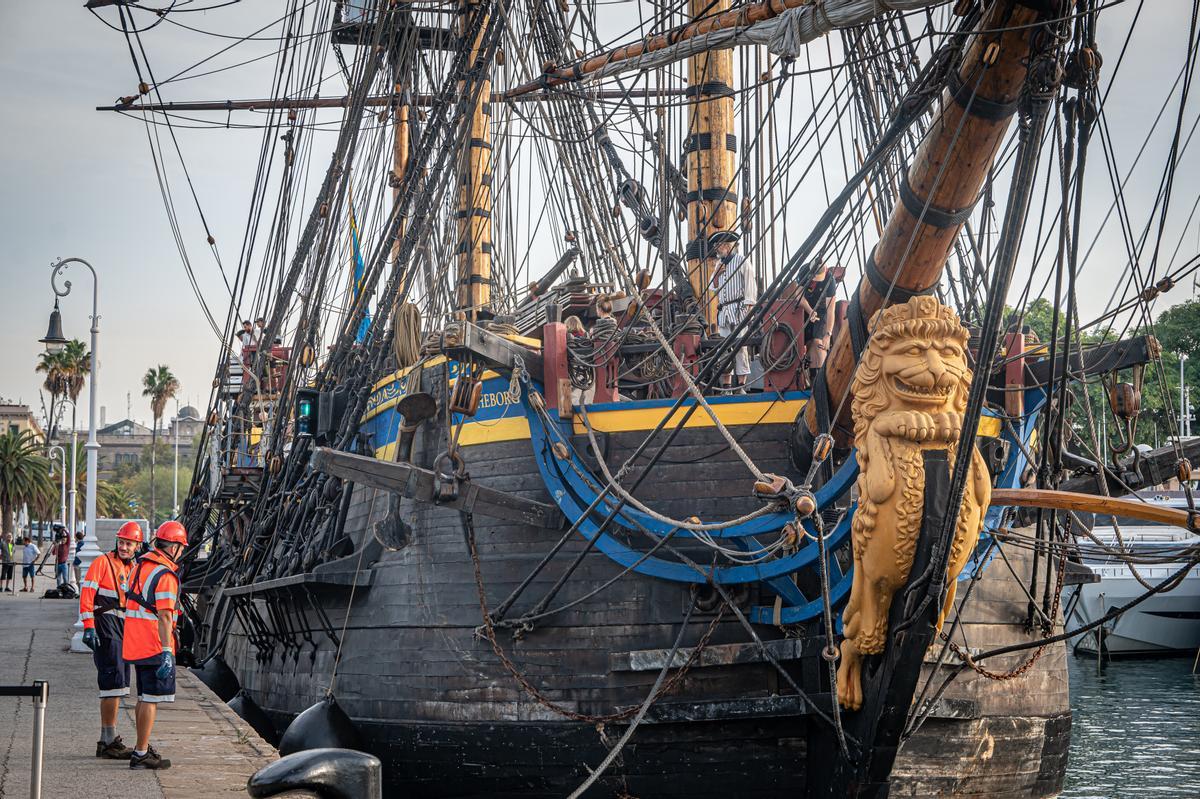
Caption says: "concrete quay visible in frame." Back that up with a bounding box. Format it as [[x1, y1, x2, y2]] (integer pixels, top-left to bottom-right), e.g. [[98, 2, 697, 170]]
[[0, 573, 291, 799]]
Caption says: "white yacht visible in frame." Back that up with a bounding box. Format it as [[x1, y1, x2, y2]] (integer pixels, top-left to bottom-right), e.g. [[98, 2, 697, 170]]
[[1068, 493, 1200, 657]]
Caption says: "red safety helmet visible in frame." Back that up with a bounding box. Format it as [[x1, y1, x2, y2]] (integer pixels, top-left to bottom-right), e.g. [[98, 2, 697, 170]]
[[116, 521, 143, 544], [154, 520, 189, 547]]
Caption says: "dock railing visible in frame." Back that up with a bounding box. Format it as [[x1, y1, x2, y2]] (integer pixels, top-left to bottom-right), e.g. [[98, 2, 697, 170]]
[[0, 681, 48, 799]]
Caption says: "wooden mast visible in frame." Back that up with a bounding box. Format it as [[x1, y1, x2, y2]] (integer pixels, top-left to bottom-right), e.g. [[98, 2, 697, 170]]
[[807, 0, 1040, 442], [455, 0, 493, 320], [391, 59, 411, 260], [685, 0, 737, 333]]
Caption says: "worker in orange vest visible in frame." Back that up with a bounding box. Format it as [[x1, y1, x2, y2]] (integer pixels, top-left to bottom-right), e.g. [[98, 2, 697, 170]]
[[122, 520, 187, 770], [79, 520, 142, 759]]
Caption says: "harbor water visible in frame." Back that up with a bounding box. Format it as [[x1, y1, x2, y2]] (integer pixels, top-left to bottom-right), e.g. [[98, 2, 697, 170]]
[[1063, 654, 1200, 797]]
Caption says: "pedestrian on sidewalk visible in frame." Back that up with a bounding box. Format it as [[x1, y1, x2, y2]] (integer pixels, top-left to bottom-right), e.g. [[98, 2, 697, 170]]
[[1, 533, 14, 593], [21, 536, 39, 592], [54, 530, 71, 587], [123, 520, 188, 771], [73, 529, 86, 588], [80, 521, 142, 760]]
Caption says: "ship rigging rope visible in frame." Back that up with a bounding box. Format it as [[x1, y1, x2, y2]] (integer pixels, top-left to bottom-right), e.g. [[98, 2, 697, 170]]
[[494, 21, 969, 622], [992, 526, 1200, 563], [326, 485, 379, 697], [943, 551, 1200, 675], [575, 404, 781, 534], [472, 502, 860, 746], [563, 598, 701, 797], [527, 117, 772, 483], [463, 510, 725, 724], [525, 54, 926, 479], [124, 6, 235, 295], [657, 9, 977, 392], [900, 538, 995, 741]]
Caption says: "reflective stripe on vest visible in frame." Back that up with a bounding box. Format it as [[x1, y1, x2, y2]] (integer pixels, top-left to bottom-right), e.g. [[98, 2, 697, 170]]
[[80, 553, 131, 623], [123, 554, 180, 660], [126, 562, 177, 613]]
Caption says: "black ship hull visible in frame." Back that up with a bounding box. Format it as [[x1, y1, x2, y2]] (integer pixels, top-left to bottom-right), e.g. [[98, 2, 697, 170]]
[[202, 379, 1071, 798]]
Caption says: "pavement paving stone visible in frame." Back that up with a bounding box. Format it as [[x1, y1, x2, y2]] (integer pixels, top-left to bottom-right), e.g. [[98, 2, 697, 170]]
[[0, 573, 315, 799]]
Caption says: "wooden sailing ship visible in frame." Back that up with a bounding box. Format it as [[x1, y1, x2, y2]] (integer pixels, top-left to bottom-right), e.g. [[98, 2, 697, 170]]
[[90, 0, 1200, 795]]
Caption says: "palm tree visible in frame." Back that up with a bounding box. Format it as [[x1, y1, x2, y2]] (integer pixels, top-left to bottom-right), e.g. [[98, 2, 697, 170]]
[[35, 350, 68, 440], [60, 340, 91, 409], [99, 482, 141, 518], [142, 365, 180, 524], [35, 339, 89, 444], [0, 430, 54, 539]]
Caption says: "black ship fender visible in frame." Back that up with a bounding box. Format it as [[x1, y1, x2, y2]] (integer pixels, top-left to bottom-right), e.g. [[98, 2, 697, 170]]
[[247, 748, 381, 799], [229, 689, 279, 746], [278, 694, 364, 756]]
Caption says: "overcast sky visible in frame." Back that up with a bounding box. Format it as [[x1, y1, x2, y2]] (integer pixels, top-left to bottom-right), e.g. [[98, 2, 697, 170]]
[[1, 1, 1196, 432]]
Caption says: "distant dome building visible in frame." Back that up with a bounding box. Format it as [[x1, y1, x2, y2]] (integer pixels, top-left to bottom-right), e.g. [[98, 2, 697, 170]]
[[171, 405, 206, 451]]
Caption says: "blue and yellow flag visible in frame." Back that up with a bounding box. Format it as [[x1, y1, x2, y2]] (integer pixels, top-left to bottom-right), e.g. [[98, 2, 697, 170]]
[[348, 192, 370, 342]]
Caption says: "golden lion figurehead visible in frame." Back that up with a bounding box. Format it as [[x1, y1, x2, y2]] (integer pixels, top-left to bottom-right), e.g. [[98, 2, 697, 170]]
[[850, 295, 971, 441], [837, 294, 988, 712]]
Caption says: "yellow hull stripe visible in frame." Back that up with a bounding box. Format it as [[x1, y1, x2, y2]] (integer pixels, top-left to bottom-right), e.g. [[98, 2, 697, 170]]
[[573, 398, 805, 436], [371, 399, 1007, 453]]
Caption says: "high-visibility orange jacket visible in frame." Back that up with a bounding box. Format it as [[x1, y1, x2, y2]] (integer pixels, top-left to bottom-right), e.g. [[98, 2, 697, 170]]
[[121, 549, 181, 662], [79, 552, 132, 635]]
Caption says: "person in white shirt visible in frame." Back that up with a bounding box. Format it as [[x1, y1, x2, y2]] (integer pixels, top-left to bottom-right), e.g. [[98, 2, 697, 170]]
[[708, 230, 757, 391], [21, 536, 40, 592], [236, 320, 257, 353]]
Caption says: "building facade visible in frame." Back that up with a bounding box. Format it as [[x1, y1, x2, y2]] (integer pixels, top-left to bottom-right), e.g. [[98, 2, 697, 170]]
[[88, 406, 204, 480], [0, 402, 44, 442]]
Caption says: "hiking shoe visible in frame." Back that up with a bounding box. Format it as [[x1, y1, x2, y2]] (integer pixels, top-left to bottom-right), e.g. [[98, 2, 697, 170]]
[[96, 737, 133, 759], [129, 747, 171, 770]]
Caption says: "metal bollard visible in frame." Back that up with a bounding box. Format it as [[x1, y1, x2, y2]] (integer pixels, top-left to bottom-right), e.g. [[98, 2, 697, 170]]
[[30, 681, 48, 799], [0, 681, 49, 799]]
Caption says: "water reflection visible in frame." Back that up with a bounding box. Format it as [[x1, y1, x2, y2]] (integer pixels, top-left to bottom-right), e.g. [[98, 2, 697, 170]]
[[1064, 655, 1200, 798]]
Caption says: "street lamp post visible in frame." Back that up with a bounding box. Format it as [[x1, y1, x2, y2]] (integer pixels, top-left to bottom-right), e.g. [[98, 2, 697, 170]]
[[68, 427, 78, 539], [55, 398, 78, 540], [47, 446, 66, 529], [40, 257, 102, 653]]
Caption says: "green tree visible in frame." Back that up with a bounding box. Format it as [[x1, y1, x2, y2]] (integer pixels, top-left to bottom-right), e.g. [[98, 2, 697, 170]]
[[99, 482, 141, 519], [1005, 297, 1059, 343], [1134, 300, 1200, 447], [56, 439, 92, 524], [0, 430, 54, 539], [35, 350, 68, 440], [1001, 299, 1179, 454], [119, 462, 190, 525], [1152, 300, 1200, 361], [60, 340, 91, 427], [141, 365, 180, 524], [35, 339, 90, 441]]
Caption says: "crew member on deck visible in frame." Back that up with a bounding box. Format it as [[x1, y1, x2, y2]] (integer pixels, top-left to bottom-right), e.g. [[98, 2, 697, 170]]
[[708, 231, 757, 392], [80, 521, 142, 760]]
